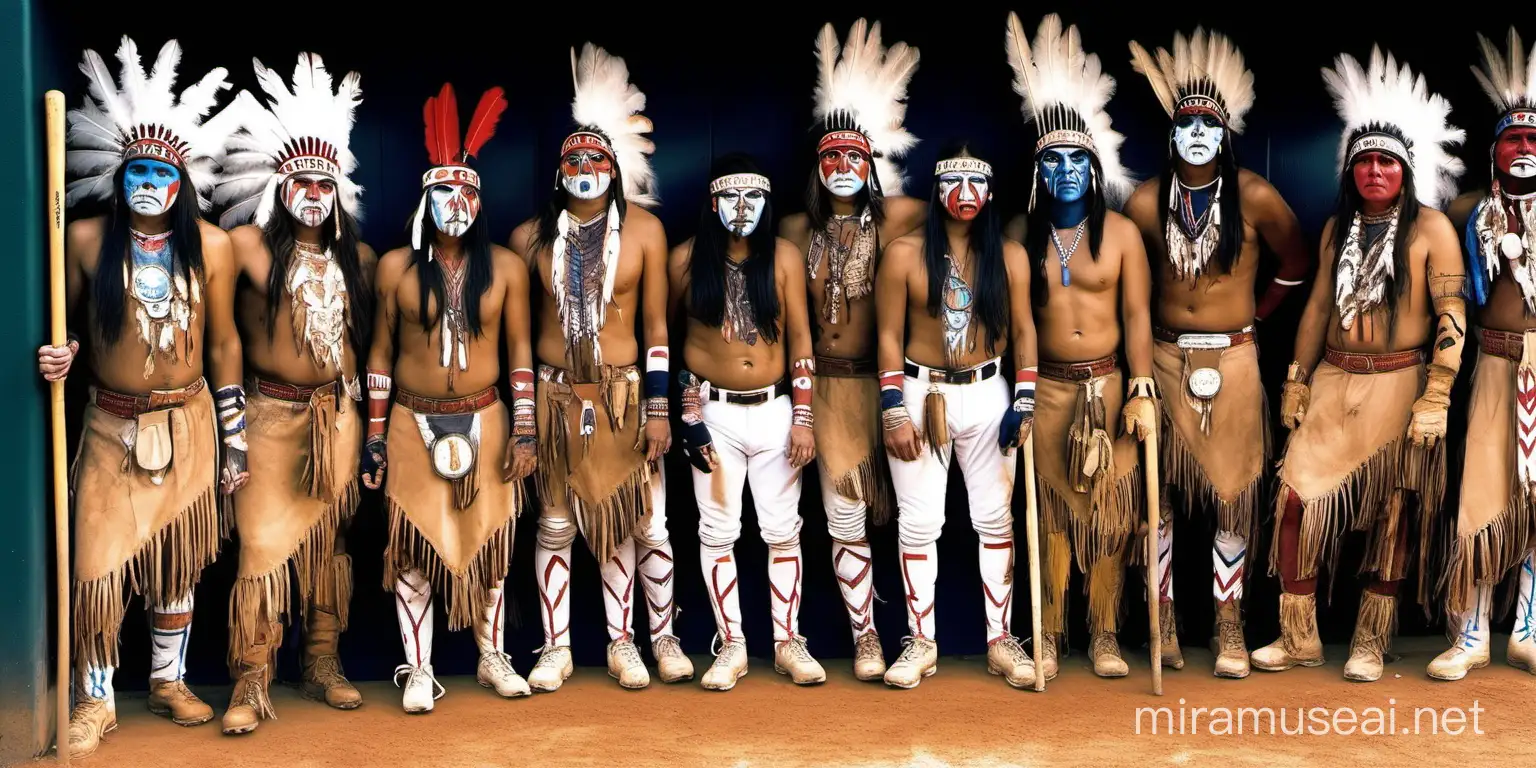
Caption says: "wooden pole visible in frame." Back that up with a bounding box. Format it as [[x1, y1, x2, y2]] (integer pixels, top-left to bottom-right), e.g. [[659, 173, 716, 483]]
[[1145, 427, 1163, 696], [44, 88, 71, 763], [1022, 431, 1045, 692]]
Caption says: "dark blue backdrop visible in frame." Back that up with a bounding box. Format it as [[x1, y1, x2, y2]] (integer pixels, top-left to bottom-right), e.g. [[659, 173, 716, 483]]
[[36, 5, 1512, 690]]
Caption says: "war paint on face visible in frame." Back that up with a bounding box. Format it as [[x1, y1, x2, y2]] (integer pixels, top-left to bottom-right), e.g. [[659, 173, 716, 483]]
[[122, 158, 181, 216]]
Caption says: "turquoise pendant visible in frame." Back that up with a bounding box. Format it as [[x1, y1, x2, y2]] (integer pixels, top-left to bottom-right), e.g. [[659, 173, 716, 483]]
[[1061, 267, 1071, 287]]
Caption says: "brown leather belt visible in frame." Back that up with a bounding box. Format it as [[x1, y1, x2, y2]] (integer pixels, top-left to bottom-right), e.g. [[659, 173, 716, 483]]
[[904, 358, 1001, 384], [706, 378, 788, 406], [1039, 355, 1117, 382], [1153, 326, 1256, 346], [815, 355, 876, 377], [395, 385, 499, 414], [1479, 328, 1528, 362], [1323, 347, 1426, 374], [93, 377, 206, 420], [253, 375, 332, 403]]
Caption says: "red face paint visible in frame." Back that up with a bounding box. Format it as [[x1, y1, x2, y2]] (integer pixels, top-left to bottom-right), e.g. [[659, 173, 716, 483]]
[[1496, 126, 1536, 194], [1352, 151, 1404, 208]]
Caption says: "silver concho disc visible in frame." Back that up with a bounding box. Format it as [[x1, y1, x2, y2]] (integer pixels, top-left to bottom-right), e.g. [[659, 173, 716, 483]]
[[1502, 232, 1527, 260], [431, 433, 475, 480], [1188, 367, 1223, 399], [133, 264, 173, 319]]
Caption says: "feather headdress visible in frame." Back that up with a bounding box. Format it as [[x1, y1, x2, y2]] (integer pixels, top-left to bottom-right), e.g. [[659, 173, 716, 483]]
[[213, 53, 363, 229], [65, 36, 237, 211], [1322, 46, 1465, 210], [1004, 12, 1134, 208], [1128, 27, 1255, 133], [408, 82, 509, 250], [1471, 27, 1536, 137], [810, 19, 921, 196], [563, 42, 657, 207]]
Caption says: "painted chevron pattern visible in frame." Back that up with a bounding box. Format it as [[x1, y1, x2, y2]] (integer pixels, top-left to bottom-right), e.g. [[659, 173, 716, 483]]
[[1518, 366, 1536, 487], [1157, 518, 1174, 603], [1213, 538, 1246, 603]]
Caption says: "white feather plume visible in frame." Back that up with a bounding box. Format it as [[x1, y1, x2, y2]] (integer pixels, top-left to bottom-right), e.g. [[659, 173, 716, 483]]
[[1128, 27, 1255, 133], [1004, 12, 1134, 208], [811, 19, 920, 196], [212, 52, 364, 229], [569, 42, 657, 207], [65, 36, 235, 211], [1322, 46, 1465, 210], [1471, 27, 1536, 123]]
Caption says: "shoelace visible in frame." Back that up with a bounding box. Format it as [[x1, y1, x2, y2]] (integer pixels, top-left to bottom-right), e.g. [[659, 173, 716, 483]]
[[484, 651, 517, 677], [996, 636, 1030, 665], [855, 633, 882, 657], [1091, 633, 1120, 659], [531, 646, 569, 669], [895, 635, 931, 664], [393, 664, 445, 701], [710, 640, 745, 669], [780, 636, 814, 661], [654, 636, 684, 658], [613, 642, 644, 667], [309, 655, 347, 685]]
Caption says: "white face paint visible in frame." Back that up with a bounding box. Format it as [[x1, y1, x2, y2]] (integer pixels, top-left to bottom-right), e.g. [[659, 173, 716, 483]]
[[1173, 114, 1225, 166], [938, 172, 990, 221], [715, 186, 767, 237], [282, 173, 337, 228], [1511, 156, 1536, 179], [561, 148, 614, 200], [429, 182, 479, 238]]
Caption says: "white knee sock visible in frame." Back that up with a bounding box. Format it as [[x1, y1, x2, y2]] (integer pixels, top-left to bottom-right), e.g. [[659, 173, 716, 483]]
[[148, 591, 194, 684], [1213, 531, 1246, 604], [899, 543, 938, 641], [702, 543, 743, 645], [475, 580, 506, 657], [394, 569, 434, 669], [978, 536, 1015, 644], [768, 541, 804, 643], [1516, 551, 1536, 644], [600, 537, 638, 642], [832, 539, 876, 641], [1453, 582, 1493, 651], [76, 664, 116, 712], [534, 541, 573, 649], [638, 540, 679, 644]]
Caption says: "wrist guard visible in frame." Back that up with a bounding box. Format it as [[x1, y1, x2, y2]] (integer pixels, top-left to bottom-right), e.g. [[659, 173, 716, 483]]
[[1127, 375, 1157, 402], [880, 370, 910, 431], [511, 368, 536, 439], [791, 357, 814, 430], [367, 369, 392, 439], [678, 370, 716, 473], [998, 367, 1037, 452], [645, 346, 670, 420], [215, 384, 248, 451], [1281, 361, 1311, 429]]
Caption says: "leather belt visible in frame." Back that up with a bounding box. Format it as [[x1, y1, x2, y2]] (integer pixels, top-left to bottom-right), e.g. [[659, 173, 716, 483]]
[[1323, 347, 1426, 374], [253, 375, 331, 403], [706, 378, 788, 406], [1154, 325, 1256, 346], [904, 358, 1001, 384], [1039, 356, 1118, 382], [815, 355, 876, 377], [1479, 328, 1527, 362], [93, 377, 206, 420], [395, 385, 499, 414]]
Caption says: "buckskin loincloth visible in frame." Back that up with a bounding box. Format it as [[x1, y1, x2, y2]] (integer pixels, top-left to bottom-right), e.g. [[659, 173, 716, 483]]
[[228, 376, 361, 670], [1152, 326, 1269, 541], [71, 377, 220, 669], [1442, 329, 1536, 613], [383, 385, 522, 630], [534, 363, 651, 562], [812, 355, 893, 525], [1272, 348, 1444, 598]]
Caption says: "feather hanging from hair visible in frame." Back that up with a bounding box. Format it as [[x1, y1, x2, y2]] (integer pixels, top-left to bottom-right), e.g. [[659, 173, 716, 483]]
[[462, 87, 508, 161], [424, 83, 460, 167]]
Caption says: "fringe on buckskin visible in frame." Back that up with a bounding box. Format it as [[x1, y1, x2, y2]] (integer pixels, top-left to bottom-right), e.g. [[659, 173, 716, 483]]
[[1268, 435, 1445, 597], [227, 480, 358, 674], [1440, 486, 1536, 616], [1036, 466, 1142, 574], [570, 463, 649, 563], [1351, 591, 1398, 658], [1159, 402, 1269, 545], [74, 484, 220, 670], [835, 451, 894, 527], [381, 490, 522, 631]]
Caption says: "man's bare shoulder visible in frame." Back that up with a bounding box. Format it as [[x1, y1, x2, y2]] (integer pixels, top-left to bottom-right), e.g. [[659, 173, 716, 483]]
[[1447, 189, 1486, 232], [1237, 168, 1285, 208], [625, 204, 661, 229], [377, 246, 414, 278], [67, 215, 106, 256], [668, 237, 695, 269], [884, 234, 923, 269], [228, 223, 265, 250], [196, 218, 232, 248], [508, 217, 542, 259], [1104, 209, 1140, 238], [1416, 206, 1457, 239], [1126, 176, 1162, 214], [779, 212, 810, 240], [775, 236, 805, 271], [358, 241, 379, 270]]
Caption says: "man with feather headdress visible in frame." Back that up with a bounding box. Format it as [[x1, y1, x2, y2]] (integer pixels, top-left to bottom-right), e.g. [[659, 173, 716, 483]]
[[1121, 28, 1311, 680], [1001, 12, 1156, 681], [1430, 27, 1536, 681], [37, 36, 245, 756], [509, 42, 688, 692], [1254, 47, 1465, 683], [777, 17, 925, 684], [363, 81, 535, 713], [208, 52, 376, 734]]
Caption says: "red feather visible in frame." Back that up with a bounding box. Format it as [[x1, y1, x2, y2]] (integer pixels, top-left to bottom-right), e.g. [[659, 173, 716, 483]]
[[461, 86, 508, 161], [423, 82, 460, 166]]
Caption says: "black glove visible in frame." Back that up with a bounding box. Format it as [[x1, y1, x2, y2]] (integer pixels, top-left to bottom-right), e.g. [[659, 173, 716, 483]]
[[362, 435, 387, 487], [680, 420, 717, 474]]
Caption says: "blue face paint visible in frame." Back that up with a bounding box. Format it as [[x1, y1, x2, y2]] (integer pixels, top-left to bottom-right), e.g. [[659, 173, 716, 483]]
[[1039, 147, 1092, 204], [122, 159, 182, 216]]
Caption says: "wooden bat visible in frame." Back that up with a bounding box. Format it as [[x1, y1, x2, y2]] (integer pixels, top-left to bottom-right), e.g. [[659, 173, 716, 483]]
[[1144, 424, 1163, 696], [44, 89, 71, 762], [1022, 430, 1045, 692]]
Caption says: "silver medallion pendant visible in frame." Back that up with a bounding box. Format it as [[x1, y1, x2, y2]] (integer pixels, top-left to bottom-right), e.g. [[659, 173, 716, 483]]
[[132, 263, 173, 319], [1502, 232, 1526, 260]]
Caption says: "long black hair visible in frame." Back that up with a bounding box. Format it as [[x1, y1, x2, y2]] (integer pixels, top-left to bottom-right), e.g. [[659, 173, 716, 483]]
[[923, 139, 1009, 354], [1331, 136, 1421, 334], [1157, 127, 1244, 276], [688, 152, 781, 344], [409, 200, 495, 336], [529, 125, 630, 255], [261, 193, 374, 357], [1024, 150, 1109, 308], [804, 112, 887, 232], [93, 161, 207, 346]]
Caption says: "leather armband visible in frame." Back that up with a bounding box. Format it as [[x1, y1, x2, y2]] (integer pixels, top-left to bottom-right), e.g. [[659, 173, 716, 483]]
[[367, 369, 392, 439], [511, 367, 536, 439], [791, 357, 814, 429], [879, 370, 910, 431], [215, 384, 248, 451]]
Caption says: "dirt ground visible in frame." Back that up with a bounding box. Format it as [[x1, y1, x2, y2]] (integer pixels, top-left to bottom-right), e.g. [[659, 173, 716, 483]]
[[23, 635, 1532, 767]]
